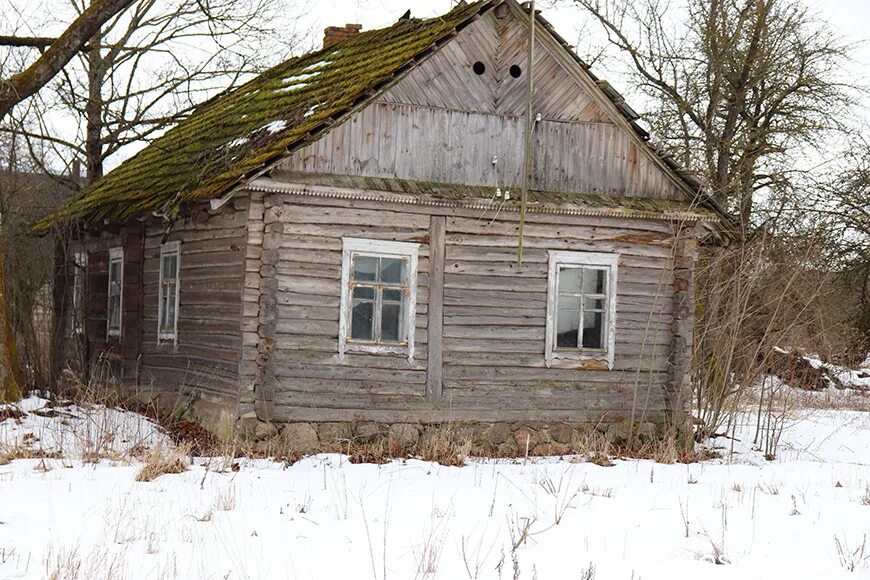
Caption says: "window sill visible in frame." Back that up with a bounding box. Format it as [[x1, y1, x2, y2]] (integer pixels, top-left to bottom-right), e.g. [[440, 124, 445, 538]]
[[546, 350, 613, 370], [341, 341, 416, 364], [344, 341, 409, 356]]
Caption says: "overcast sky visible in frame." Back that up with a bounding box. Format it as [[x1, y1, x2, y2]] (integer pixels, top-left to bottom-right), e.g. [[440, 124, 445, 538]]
[[299, 0, 870, 112], [1, 0, 867, 171]]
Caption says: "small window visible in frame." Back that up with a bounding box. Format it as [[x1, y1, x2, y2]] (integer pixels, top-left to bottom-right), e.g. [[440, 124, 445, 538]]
[[158, 242, 181, 344], [472, 61, 486, 75], [71, 251, 87, 334], [339, 238, 419, 362], [107, 247, 124, 339], [509, 64, 522, 78], [545, 251, 618, 368]]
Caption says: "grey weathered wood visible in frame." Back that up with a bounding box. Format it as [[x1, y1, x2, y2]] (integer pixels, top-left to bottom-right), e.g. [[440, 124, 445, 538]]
[[69, 0, 719, 429], [426, 216, 446, 402], [668, 226, 700, 441]]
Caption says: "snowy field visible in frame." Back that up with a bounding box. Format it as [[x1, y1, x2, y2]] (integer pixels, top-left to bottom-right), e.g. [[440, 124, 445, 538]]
[[0, 391, 868, 579]]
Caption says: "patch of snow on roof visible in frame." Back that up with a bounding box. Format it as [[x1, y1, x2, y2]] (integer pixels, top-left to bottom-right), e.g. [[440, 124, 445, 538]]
[[278, 83, 309, 93], [278, 71, 319, 92], [304, 105, 319, 118], [261, 120, 287, 134], [226, 136, 249, 148], [303, 60, 332, 72]]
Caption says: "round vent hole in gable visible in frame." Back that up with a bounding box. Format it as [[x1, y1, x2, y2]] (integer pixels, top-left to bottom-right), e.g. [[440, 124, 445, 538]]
[[473, 61, 486, 75], [510, 64, 522, 78]]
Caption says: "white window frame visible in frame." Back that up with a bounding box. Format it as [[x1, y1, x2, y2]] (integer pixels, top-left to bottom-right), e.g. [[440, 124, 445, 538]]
[[71, 251, 87, 334], [545, 251, 619, 369], [339, 237, 419, 363], [107, 247, 124, 339], [157, 241, 181, 345]]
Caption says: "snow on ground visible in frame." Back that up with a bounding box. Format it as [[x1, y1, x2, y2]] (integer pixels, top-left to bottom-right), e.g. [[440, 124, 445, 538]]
[[0, 396, 167, 458], [0, 396, 868, 579]]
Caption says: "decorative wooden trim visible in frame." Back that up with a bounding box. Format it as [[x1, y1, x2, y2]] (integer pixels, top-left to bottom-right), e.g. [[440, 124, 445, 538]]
[[107, 246, 124, 340], [545, 250, 619, 370], [338, 237, 420, 364], [157, 240, 181, 345], [245, 179, 719, 223]]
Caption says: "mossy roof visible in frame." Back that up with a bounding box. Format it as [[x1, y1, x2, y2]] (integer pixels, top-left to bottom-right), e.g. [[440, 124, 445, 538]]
[[37, 1, 496, 230], [38, 0, 730, 232]]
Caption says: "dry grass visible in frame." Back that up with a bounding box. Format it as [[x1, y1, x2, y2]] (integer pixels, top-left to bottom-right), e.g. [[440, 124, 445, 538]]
[[0, 445, 62, 465], [135, 443, 190, 482], [418, 429, 472, 467]]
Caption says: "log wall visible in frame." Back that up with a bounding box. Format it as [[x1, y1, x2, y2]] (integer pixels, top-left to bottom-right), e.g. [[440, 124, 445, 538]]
[[72, 200, 247, 414], [256, 191, 689, 425]]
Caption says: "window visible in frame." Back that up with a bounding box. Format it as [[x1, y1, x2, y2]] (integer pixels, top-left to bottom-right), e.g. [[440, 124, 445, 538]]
[[545, 251, 618, 369], [158, 242, 181, 343], [339, 238, 419, 362], [71, 251, 87, 334], [107, 247, 124, 339]]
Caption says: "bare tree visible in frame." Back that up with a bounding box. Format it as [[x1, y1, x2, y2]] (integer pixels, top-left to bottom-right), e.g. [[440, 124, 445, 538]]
[[571, 0, 857, 233], [0, 0, 300, 396], [4, 0, 298, 185], [0, 0, 138, 402]]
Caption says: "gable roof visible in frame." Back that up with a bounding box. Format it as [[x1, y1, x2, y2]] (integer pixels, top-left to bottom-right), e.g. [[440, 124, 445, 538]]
[[37, 0, 728, 231]]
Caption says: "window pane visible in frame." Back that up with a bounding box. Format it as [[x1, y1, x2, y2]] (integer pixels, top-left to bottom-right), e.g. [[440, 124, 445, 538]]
[[582, 310, 605, 349], [557, 294, 581, 311], [110, 261, 121, 284], [380, 258, 405, 283], [588, 298, 605, 310], [381, 303, 403, 342], [109, 296, 121, 328], [558, 267, 582, 294], [583, 269, 607, 294], [353, 286, 374, 300], [353, 255, 378, 282], [351, 300, 374, 340], [555, 305, 579, 348], [162, 254, 178, 280], [166, 283, 177, 328], [159, 285, 167, 327], [382, 288, 402, 302]]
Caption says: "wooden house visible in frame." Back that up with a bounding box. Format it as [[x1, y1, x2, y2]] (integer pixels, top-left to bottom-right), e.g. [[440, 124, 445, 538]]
[[40, 0, 730, 449]]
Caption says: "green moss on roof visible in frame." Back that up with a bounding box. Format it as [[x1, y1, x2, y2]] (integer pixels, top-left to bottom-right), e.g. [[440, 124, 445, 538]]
[[36, 1, 493, 230]]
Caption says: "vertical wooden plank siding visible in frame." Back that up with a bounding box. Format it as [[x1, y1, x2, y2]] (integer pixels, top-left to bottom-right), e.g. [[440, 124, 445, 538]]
[[280, 102, 683, 201], [279, 5, 688, 202], [426, 216, 446, 402]]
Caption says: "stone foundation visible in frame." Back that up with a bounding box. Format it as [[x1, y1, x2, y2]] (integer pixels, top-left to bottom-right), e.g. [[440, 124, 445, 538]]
[[235, 414, 665, 456]]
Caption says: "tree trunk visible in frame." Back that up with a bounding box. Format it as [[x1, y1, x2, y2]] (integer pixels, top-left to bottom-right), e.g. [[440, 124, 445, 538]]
[[85, 24, 104, 183], [0, 243, 24, 402]]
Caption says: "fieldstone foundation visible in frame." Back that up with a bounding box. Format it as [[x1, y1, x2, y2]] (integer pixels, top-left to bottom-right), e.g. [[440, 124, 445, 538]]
[[234, 416, 665, 456]]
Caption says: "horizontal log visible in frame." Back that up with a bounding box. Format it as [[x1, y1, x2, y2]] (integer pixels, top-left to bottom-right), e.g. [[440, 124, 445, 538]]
[[271, 349, 428, 371], [271, 363, 426, 383], [442, 352, 670, 371], [442, 365, 670, 383]]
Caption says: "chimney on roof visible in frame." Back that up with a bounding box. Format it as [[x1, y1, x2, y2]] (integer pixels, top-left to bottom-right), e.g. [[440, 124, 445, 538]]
[[323, 23, 362, 48]]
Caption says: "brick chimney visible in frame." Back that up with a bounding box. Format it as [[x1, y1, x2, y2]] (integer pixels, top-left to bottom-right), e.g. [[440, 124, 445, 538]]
[[323, 23, 362, 48]]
